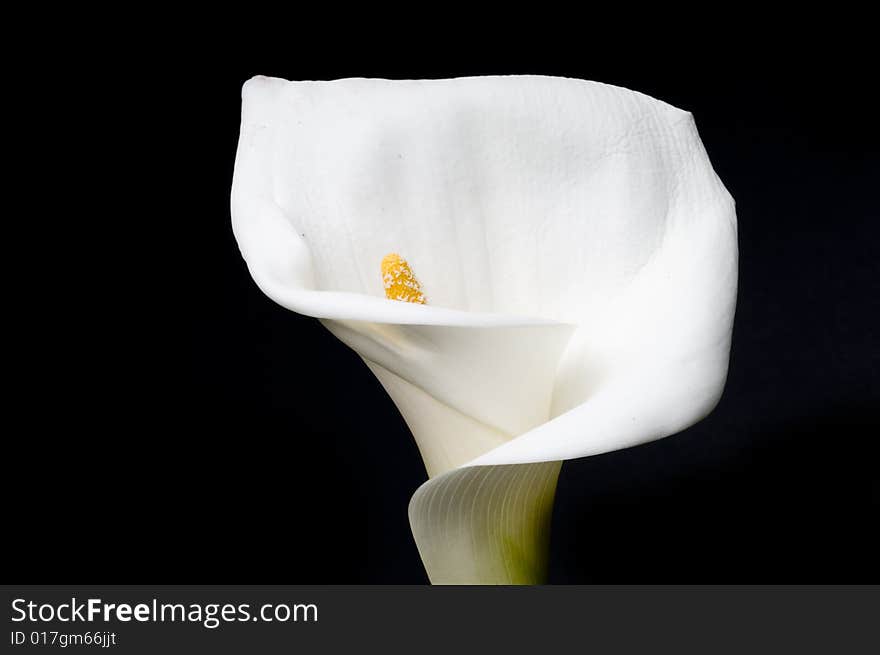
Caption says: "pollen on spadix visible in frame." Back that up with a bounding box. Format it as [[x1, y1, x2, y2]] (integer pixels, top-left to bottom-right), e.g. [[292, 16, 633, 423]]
[[381, 253, 426, 304]]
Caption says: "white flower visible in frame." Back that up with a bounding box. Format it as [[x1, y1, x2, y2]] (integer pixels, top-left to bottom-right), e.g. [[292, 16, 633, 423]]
[[231, 75, 737, 584]]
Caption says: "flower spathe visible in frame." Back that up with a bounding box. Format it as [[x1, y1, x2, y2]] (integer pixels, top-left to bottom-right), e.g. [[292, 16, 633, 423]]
[[231, 75, 737, 583]]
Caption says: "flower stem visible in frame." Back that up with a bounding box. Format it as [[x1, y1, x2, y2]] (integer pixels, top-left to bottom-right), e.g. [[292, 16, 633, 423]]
[[409, 461, 562, 584]]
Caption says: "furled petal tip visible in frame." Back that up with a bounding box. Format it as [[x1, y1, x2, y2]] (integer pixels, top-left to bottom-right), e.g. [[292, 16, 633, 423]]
[[231, 75, 737, 583]]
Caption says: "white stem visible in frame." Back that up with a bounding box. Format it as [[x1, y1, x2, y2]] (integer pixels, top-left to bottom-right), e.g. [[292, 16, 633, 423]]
[[408, 461, 562, 584]]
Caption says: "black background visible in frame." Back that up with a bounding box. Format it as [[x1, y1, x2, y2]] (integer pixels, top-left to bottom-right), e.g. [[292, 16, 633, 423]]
[[11, 26, 877, 584]]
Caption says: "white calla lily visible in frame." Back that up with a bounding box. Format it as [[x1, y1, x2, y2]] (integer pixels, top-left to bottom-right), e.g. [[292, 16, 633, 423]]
[[231, 75, 737, 584]]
